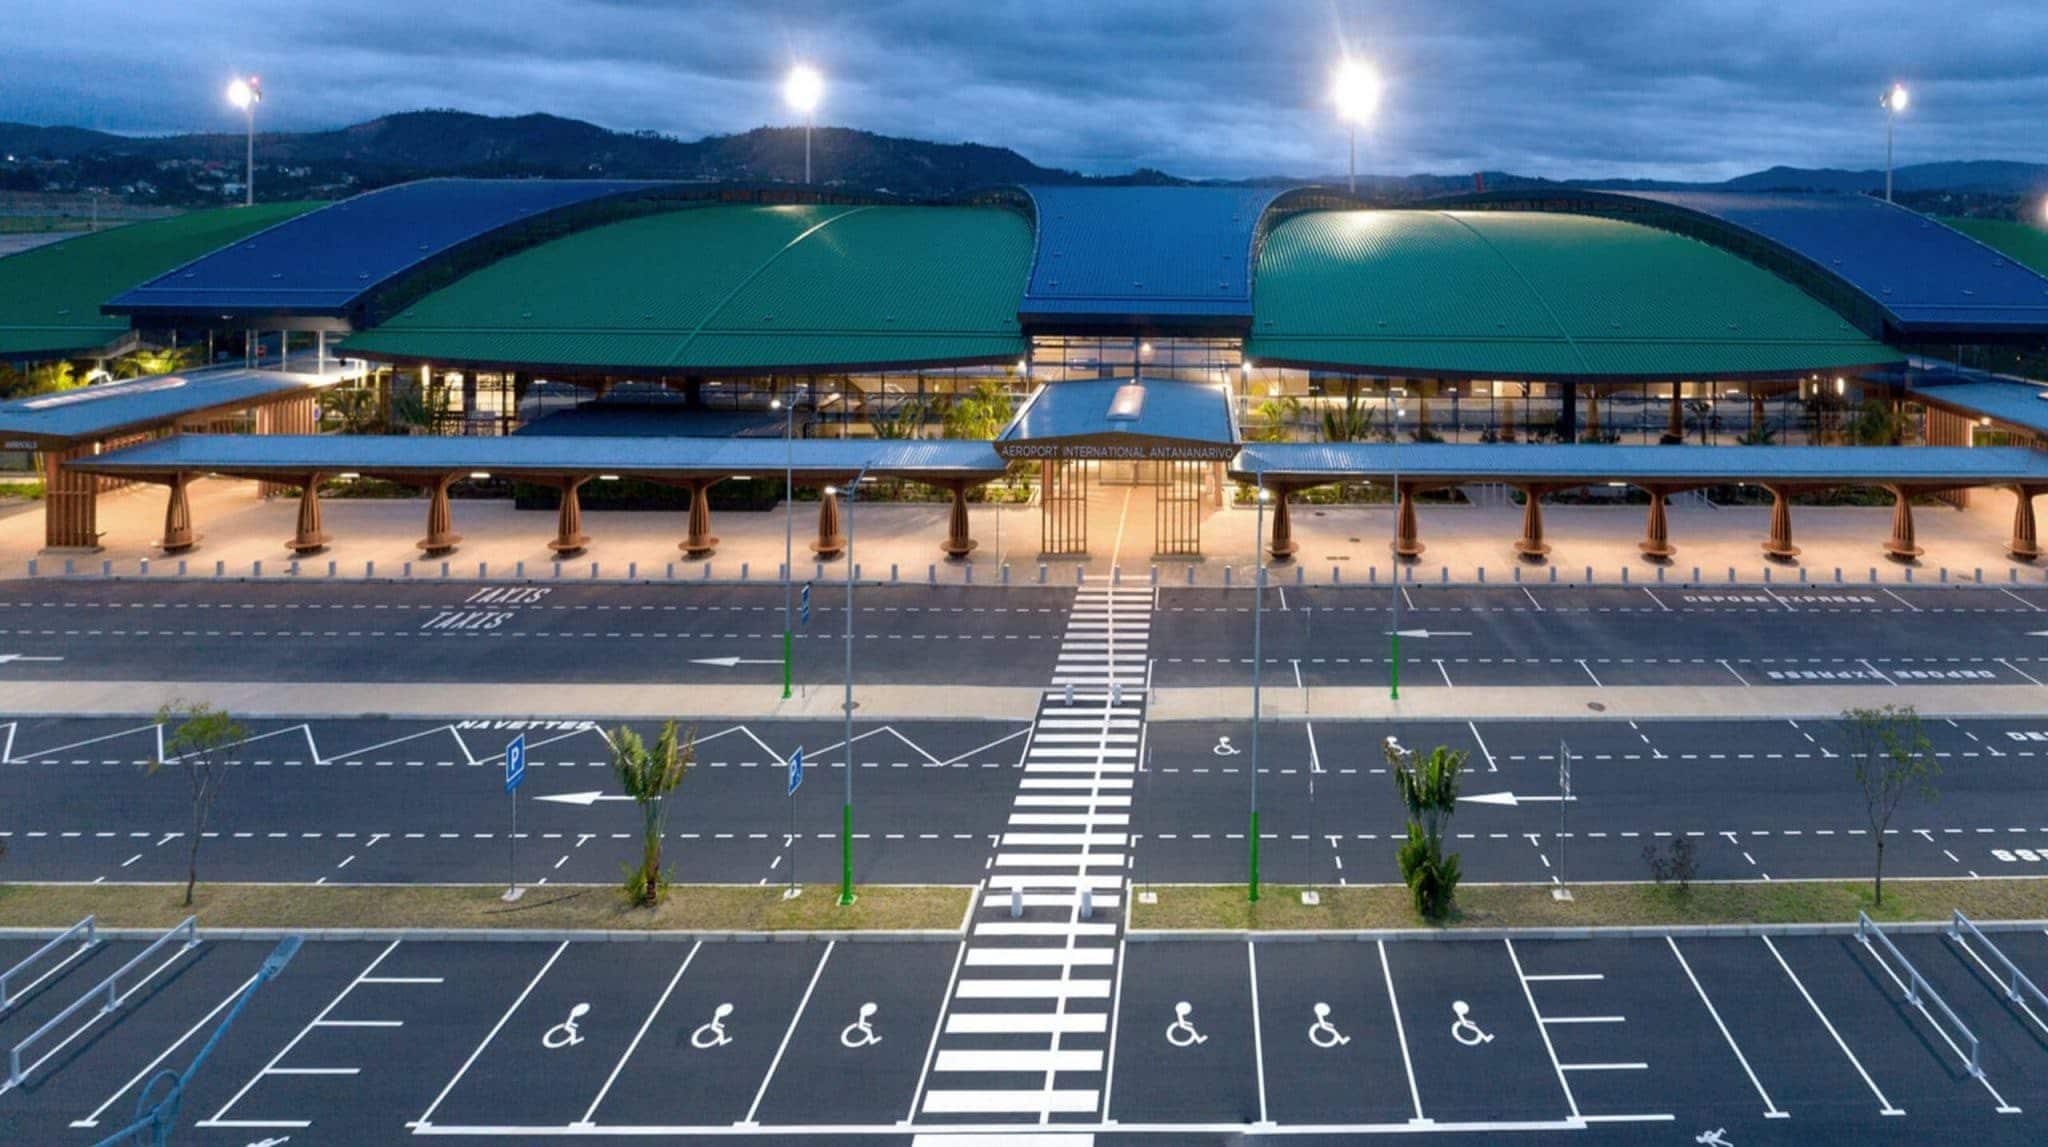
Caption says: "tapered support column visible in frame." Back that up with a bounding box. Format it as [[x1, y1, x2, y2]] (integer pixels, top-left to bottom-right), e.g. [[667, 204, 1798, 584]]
[[549, 477, 589, 556], [1666, 382, 1685, 442], [2010, 484, 2042, 562], [811, 485, 845, 560], [1514, 486, 1550, 560], [1265, 486, 1298, 562], [286, 473, 329, 554], [159, 472, 199, 553], [1637, 487, 1673, 561], [1884, 485, 1923, 562], [417, 475, 461, 556], [42, 443, 101, 552], [681, 479, 719, 557], [941, 481, 977, 559], [1501, 396, 1518, 441], [1584, 389, 1601, 439], [1762, 485, 1800, 561], [1393, 482, 1424, 559]]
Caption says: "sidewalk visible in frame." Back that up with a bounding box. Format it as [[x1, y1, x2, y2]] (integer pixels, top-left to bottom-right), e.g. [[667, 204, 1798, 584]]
[[1, 476, 2041, 588], [5, 678, 2043, 722]]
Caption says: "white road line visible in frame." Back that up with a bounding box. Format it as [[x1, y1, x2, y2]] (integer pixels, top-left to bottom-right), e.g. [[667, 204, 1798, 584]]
[[1435, 659, 1454, 688], [1881, 587, 1920, 612], [1760, 935, 1902, 1116], [1248, 941, 1270, 1126], [412, 940, 570, 1129], [906, 938, 971, 1123], [1859, 659, 1898, 687], [202, 938, 403, 1127], [1642, 587, 1671, 612], [1467, 722, 1497, 773], [1378, 939, 1427, 1124], [740, 941, 834, 1126], [1718, 659, 1751, 687], [1856, 933, 2018, 1113], [1999, 658, 2045, 686], [1666, 937, 1786, 1118], [72, 972, 261, 1128], [1998, 586, 2042, 612], [1502, 939, 1579, 1121], [1522, 586, 1544, 611], [578, 942, 700, 1125], [1576, 660, 1604, 688]]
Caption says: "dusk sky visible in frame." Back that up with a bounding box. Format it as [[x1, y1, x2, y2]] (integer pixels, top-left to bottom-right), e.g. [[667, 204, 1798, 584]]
[[4, 0, 2046, 181]]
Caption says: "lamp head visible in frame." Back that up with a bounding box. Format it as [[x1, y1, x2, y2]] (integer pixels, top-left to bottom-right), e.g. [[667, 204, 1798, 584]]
[[1332, 58, 1382, 124], [1883, 83, 1909, 114], [227, 76, 261, 110], [784, 64, 824, 115]]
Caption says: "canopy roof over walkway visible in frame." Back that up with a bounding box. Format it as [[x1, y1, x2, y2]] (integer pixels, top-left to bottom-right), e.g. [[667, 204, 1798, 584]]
[[1232, 441, 2048, 487], [0, 367, 329, 448]]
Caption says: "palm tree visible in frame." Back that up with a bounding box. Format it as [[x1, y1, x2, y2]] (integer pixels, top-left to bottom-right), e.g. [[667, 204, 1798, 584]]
[[1387, 741, 1468, 919], [871, 399, 924, 440], [1250, 395, 1301, 443], [1321, 390, 1377, 442], [610, 721, 696, 907], [942, 380, 1013, 440], [112, 345, 199, 379]]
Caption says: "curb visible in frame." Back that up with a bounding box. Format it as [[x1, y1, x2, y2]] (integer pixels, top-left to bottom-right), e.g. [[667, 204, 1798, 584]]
[[0, 925, 963, 943], [1128, 917, 2048, 942]]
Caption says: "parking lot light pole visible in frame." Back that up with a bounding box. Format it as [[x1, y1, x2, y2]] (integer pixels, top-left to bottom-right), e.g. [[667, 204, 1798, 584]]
[[839, 464, 871, 906], [1389, 391, 1405, 700], [774, 396, 795, 698], [1881, 83, 1909, 203], [1250, 476, 1267, 902]]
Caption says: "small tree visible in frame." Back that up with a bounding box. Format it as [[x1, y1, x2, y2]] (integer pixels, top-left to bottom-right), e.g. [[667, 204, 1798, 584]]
[[1840, 705, 1939, 906], [1387, 740, 1468, 919], [611, 721, 695, 907], [150, 703, 249, 907]]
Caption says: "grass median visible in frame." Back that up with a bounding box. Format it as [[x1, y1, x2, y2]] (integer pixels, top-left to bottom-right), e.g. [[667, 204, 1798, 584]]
[[1131, 877, 2048, 932], [0, 882, 971, 933]]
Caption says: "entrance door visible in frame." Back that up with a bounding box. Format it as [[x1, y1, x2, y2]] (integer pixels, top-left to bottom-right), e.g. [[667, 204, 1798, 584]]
[[1040, 458, 1089, 555], [1153, 459, 1204, 556]]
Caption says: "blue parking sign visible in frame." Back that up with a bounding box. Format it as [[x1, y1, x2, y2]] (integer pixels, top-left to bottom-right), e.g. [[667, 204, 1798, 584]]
[[799, 582, 812, 627], [787, 746, 804, 796], [505, 734, 526, 793]]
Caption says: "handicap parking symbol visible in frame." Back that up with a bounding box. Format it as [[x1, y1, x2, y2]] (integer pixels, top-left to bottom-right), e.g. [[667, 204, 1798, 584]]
[[1695, 1131, 1733, 1147], [1165, 1000, 1208, 1047], [1212, 736, 1242, 757], [1307, 1001, 1350, 1049], [542, 1002, 589, 1049], [1449, 1000, 1493, 1047], [840, 1001, 881, 1049], [691, 1002, 735, 1049]]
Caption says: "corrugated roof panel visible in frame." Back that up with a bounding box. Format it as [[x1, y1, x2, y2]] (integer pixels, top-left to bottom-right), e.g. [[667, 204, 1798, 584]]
[[1941, 217, 2048, 280], [1002, 377, 1235, 444], [1019, 185, 1288, 325], [1235, 441, 2048, 483], [342, 204, 1030, 372], [0, 366, 327, 443], [1249, 209, 1898, 378], [108, 179, 665, 320], [0, 202, 320, 358], [1611, 191, 2048, 335]]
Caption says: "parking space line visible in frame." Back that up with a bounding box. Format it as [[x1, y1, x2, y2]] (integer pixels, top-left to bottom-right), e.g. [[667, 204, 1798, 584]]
[[200, 938, 404, 1129], [1666, 937, 1787, 1119], [71, 972, 260, 1129], [1501, 939, 1579, 1121], [413, 940, 569, 1129], [738, 941, 834, 1127], [1376, 940, 1428, 1124], [577, 941, 701, 1127], [1247, 942, 1270, 1127], [1855, 933, 2020, 1113], [1760, 936, 1903, 1116], [1947, 932, 2048, 1037]]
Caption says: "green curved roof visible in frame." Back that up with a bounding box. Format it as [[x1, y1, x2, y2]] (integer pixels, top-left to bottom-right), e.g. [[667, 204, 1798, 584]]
[[0, 202, 322, 360], [1248, 210, 1898, 379], [1941, 217, 2048, 280], [342, 203, 1032, 372]]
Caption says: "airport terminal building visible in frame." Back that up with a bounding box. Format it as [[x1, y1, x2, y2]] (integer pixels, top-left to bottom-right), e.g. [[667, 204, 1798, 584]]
[[4, 178, 2048, 565]]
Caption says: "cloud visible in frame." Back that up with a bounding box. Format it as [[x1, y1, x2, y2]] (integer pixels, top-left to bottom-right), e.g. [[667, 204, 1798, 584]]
[[0, 0, 2042, 181]]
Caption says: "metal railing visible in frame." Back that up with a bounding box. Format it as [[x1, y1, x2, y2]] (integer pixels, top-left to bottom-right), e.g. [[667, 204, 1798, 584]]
[[8, 916, 197, 1086], [0, 915, 97, 1009], [1858, 911, 1982, 1078], [1949, 909, 2048, 1019]]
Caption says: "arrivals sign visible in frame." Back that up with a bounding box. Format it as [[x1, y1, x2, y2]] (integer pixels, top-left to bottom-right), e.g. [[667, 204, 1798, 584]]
[[994, 436, 1239, 463]]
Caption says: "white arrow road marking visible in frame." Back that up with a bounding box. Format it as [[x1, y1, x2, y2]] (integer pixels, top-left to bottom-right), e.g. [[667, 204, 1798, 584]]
[[0, 654, 63, 663], [1386, 630, 1471, 639], [690, 657, 784, 668], [1459, 792, 1578, 807], [533, 791, 641, 806]]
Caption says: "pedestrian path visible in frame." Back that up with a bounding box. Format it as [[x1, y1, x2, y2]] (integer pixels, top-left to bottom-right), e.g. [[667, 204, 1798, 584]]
[[917, 578, 1151, 1124]]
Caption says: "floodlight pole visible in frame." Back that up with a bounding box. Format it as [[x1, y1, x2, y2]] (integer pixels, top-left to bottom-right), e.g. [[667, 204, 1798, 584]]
[[781, 396, 795, 699], [839, 463, 871, 906], [243, 103, 255, 206], [805, 112, 814, 185], [1884, 109, 1895, 204], [1348, 124, 1357, 195], [1249, 472, 1265, 902], [1389, 394, 1403, 700]]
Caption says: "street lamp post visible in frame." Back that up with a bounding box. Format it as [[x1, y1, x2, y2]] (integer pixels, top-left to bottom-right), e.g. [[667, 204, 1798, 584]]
[[226, 76, 261, 206], [838, 464, 871, 906], [1389, 390, 1405, 700], [774, 396, 796, 698], [1882, 83, 1909, 204], [1250, 474, 1267, 902], [1331, 58, 1382, 195], [784, 65, 824, 185]]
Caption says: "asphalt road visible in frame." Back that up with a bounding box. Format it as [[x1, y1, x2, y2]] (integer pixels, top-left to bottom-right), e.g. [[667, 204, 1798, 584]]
[[1, 930, 2043, 1143], [5, 713, 2044, 888], [5, 579, 2048, 689]]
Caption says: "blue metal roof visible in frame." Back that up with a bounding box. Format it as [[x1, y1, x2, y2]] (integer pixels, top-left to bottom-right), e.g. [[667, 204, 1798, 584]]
[[106, 179, 669, 324], [1001, 377, 1237, 446], [70, 433, 1006, 480], [1906, 367, 2048, 437], [1234, 441, 2048, 484], [1017, 185, 1295, 328], [0, 367, 327, 445]]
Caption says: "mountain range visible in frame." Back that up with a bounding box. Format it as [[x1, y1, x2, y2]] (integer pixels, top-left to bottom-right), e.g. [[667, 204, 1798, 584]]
[[2, 110, 2044, 208]]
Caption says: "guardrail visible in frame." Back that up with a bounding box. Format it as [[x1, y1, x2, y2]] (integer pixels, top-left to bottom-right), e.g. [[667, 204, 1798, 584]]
[[1949, 909, 2048, 1018], [0, 915, 96, 1009], [1858, 910, 1982, 1078], [8, 916, 197, 1086]]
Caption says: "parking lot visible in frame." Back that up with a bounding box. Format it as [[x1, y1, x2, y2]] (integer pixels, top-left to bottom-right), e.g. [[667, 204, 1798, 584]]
[[1, 923, 2044, 1143]]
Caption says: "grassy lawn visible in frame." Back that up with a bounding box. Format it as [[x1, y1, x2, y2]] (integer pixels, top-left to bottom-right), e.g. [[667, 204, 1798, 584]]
[[0, 883, 971, 933], [1132, 877, 2048, 932]]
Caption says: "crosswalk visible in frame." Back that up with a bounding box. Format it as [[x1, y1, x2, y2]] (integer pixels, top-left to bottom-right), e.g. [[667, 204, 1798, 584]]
[[917, 580, 1151, 1128]]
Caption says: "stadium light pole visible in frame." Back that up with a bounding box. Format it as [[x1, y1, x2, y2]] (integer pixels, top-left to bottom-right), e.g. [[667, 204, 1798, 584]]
[[773, 396, 795, 698], [1249, 475, 1268, 902], [226, 76, 262, 206], [838, 464, 872, 906], [1331, 58, 1382, 195], [1881, 83, 1909, 204], [784, 64, 824, 185], [1388, 390, 1405, 699]]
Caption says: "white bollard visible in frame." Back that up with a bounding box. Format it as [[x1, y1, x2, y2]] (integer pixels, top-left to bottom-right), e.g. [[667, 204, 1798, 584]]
[[704, 561, 714, 580], [1441, 567, 1450, 584], [1513, 565, 1521, 583], [553, 561, 563, 579], [1064, 682, 1075, 705], [1151, 565, 1161, 587], [478, 561, 487, 579], [591, 561, 600, 579], [628, 561, 638, 580], [887, 563, 896, 584], [403, 561, 413, 578], [1763, 565, 1771, 584], [1038, 563, 1048, 585], [741, 562, 749, 581], [1002, 564, 1010, 586], [440, 560, 450, 578], [1081, 886, 1095, 920], [2012, 567, 2021, 585], [1834, 567, 1842, 584], [1938, 567, 1947, 584], [63, 559, 75, 576], [1905, 567, 1914, 583], [1621, 565, 1629, 584], [289, 561, 300, 577], [139, 557, 149, 576], [251, 559, 262, 577], [1476, 566, 1484, 583], [965, 563, 974, 585], [177, 560, 188, 576], [1224, 566, 1234, 587], [1798, 567, 1808, 584], [1010, 887, 1024, 919], [1690, 565, 1699, 584], [1974, 567, 1982, 584], [515, 560, 525, 579], [366, 560, 374, 578], [1075, 565, 1084, 586], [929, 563, 938, 586], [25, 558, 35, 578], [1332, 565, 1341, 585], [1187, 565, 1196, 585], [1112, 565, 1121, 586]]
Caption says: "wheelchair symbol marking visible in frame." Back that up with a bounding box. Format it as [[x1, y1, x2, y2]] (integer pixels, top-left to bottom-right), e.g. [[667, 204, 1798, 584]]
[[1308, 1001, 1351, 1049], [1450, 1000, 1493, 1047], [542, 1002, 589, 1049], [691, 1002, 734, 1049], [1695, 1131, 1733, 1147], [1166, 1000, 1208, 1047], [840, 1002, 881, 1049], [1213, 736, 1242, 757]]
